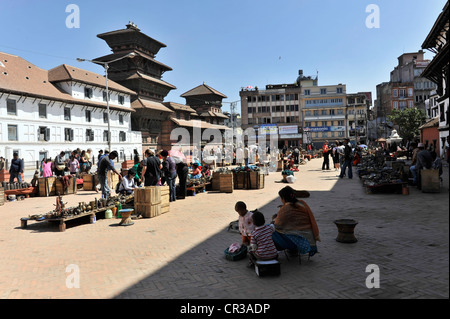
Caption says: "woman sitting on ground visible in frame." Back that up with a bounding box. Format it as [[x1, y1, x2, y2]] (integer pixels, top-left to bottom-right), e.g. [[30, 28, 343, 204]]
[[201, 164, 211, 178], [189, 163, 202, 179], [272, 186, 320, 256]]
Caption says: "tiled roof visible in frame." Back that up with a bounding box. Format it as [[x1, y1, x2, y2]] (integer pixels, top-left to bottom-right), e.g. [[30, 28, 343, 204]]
[[123, 72, 176, 89], [48, 64, 136, 95], [419, 117, 439, 130], [94, 51, 173, 71], [200, 111, 229, 119], [0, 52, 135, 113], [163, 102, 196, 113], [180, 83, 227, 98], [132, 98, 173, 113]]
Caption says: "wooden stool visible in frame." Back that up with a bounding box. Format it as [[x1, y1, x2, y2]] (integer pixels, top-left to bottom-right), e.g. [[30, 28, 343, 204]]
[[118, 208, 134, 226], [334, 219, 358, 243]]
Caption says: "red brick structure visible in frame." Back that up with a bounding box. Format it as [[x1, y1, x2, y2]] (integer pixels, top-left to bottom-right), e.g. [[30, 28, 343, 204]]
[[420, 117, 440, 153]]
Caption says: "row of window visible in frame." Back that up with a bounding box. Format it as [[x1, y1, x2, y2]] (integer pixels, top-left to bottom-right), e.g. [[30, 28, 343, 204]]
[[305, 120, 346, 127], [305, 98, 344, 105], [304, 109, 346, 116], [414, 81, 437, 90], [248, 105, 300, 113], [393, 100, 414, 110], [84, 87, 126, 105], [392, 88, 413, 98], [5, 99, 125, 124], [248, 116, 300, 125], [247, 94, 299, 103], [6, 124, 127, 142], [246, 89, 344, 103], [304, 87, 343, 95]]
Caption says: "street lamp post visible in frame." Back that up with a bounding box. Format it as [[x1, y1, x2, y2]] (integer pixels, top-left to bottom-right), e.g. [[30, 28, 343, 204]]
[[76, 52, 136, 152]]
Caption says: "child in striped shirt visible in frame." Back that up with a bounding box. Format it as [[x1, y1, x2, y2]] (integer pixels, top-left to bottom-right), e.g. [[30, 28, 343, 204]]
[[248, 211, 279, 267]]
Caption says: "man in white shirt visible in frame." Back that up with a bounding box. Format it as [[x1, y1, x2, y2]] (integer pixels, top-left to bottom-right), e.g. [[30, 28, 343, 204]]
[[244, 144, 250, 166]]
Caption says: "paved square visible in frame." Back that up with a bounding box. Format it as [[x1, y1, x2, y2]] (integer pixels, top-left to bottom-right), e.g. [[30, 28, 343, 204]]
[[0, 158, 448, 299]]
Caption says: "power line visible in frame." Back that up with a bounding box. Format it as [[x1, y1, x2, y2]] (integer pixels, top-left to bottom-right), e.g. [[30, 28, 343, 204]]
[[0, 44, 78, 62]]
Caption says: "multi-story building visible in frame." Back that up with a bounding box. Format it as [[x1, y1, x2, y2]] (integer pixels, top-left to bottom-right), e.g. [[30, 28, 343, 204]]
[[346, 92, 372, 144], [421, 2, 449, 159], [375, 50, 437, 140], [390, 50, 437, 112], [0, 51, 141, 167], [240, 70, 371, 148], [240, 71, 305, 149], [301, 80, 347, 147]]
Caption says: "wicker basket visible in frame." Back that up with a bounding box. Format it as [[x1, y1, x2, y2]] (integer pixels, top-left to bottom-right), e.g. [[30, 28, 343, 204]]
[[224, 245, 247, 261]]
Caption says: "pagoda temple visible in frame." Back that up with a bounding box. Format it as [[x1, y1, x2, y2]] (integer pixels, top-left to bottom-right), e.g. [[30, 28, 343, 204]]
[[95, 23, 229, 151]]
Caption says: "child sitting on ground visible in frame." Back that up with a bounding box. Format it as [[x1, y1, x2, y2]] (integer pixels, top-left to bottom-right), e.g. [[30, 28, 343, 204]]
[[248, 211, 279, 268], [235, 201, 255, 246]]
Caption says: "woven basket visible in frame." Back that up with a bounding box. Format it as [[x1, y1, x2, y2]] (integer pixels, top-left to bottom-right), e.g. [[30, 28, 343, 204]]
[[224, 245, 248, 261]]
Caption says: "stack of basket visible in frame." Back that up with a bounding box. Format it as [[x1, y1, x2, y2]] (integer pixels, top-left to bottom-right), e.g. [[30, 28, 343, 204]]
[[134, 186, 161, 218], [161, 186, 170, 214]]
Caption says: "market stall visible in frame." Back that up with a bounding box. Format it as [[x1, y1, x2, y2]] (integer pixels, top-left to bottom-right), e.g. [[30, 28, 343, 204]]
[[356, 150, 408, 194], [20, 193, 134, 232], [232, 166, 264, 190]]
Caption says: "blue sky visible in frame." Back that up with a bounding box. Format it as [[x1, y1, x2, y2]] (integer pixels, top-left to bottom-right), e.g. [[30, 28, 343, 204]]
[[0, 0, 447, 113]]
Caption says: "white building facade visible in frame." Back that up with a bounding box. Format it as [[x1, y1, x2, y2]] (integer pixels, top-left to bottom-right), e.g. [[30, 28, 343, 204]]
[[0, 52, 142, 171]]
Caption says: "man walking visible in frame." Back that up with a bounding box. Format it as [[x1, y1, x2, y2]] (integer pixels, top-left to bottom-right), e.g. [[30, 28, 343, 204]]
[[176, 161, 189, 200], [141, 149, 161, 186], [339, 138, 353, 179], [322, 140, 330, 170], [160, 150, 177, 202], [9, 153, 24, 183], [244, 144, 250, 167], [97, 150, 122, 199]]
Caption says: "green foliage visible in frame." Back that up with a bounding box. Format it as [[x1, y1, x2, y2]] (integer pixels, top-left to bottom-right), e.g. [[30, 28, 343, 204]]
[[387, 108, 426, 141]]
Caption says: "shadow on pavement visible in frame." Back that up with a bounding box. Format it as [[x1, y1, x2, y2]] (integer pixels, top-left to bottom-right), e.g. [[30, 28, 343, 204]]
[[113, 168, 449, 299]]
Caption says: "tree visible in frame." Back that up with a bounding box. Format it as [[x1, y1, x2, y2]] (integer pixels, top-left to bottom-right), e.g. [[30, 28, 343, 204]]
[[387, 108, 426, 141]]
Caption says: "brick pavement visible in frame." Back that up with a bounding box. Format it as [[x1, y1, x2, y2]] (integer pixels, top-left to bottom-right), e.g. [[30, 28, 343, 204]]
[[0, 158, 448, 299]]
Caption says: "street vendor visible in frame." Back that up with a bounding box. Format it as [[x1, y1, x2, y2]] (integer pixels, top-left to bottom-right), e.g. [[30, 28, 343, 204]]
[[272, 186, 320, 257], [189, 163, 202, 179], [201, 164, 211, 178], [118, 169, 137, 195], [98, 150, 122, 199]]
